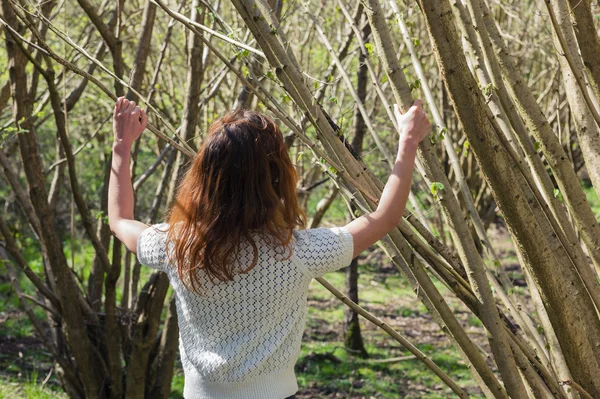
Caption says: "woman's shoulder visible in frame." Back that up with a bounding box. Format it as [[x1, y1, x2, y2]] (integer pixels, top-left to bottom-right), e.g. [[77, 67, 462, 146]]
[[291, 227, 354, 277], [137, 223, 171, 270], [292, 226, 352, 251]]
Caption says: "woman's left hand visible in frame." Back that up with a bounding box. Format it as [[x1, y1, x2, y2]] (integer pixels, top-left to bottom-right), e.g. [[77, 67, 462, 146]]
[[113, 97, 148, 148]]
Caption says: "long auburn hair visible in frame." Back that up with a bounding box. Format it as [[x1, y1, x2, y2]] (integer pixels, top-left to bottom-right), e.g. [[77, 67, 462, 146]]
[[167, 109, 305, 293]]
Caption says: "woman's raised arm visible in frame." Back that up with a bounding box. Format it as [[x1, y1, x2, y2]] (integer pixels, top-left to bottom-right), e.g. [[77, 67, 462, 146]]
[[345, 100, 430, 258], [108, 97, 150, 253]]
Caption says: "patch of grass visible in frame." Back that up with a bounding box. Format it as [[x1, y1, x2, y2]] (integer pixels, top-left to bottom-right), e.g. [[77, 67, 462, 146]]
[[0, 317, 33, 338], [297, 266, 483, 398], [0, 372, 67, 399], [468, 315, 483, 328], [296, 341, 482, 398]]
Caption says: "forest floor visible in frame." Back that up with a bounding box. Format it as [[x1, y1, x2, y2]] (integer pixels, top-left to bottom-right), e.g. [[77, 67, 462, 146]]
[[0, 224, 525, 399]]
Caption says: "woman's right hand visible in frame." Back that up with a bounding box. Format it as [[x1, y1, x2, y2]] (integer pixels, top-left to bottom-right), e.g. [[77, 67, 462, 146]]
[[113, 97, 148, 150], [393, 100, 431, 148]]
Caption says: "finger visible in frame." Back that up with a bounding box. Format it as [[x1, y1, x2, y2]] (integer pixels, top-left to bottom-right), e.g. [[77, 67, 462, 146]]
[[394, 103, 406, 117], [121, 99, 130, 112], [114, 97, 124, 115], [141, 109, 148, 126], [412, 99, 423, 109], [132, 106, 142, 122], [123, 100, 133, 113], [126, 100, 137, 113]]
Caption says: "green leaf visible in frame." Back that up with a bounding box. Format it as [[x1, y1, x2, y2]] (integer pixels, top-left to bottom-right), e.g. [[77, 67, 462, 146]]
[[328, 165, 338, 175], [297, 151, 304, 161], [242, 66, 249, 78], [280, 93, 291, 104], [534, 141, 541, 151], [482, 83, 495, 96], [364, 42, 374, 55], [438, 126, 447, 141], [327, 74, 334, 83], [553, 188, 563, 202], [381, 74, 388, 84], [430, 182, 445, 197], [329, 96, 338, 104], [537, 325, 544, 335], [412, 37, 420, 47], [462, 140, 470, 155], [265, 71, 275, 80], [410, 79, 421, 91]]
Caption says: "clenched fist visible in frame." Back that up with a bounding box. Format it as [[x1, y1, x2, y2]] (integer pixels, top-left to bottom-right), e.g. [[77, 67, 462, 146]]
[[393, 100, 431, 148], [113, 97, 148, 149]]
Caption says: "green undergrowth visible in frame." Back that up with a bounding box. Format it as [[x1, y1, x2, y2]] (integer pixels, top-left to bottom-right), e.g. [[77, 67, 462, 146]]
[[0, 372, 67, 399]]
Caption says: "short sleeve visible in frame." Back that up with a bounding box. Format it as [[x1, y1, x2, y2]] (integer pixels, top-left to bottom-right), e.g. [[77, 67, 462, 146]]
[[293, 227, 354, 278], [137, 223, 170, 271]]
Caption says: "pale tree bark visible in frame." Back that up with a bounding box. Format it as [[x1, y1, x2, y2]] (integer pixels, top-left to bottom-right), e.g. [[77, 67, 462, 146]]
[[567, 0, 600, 101], [549, 0, 600, 202], [460, 0, 600, 318], [393, 0, 550, 366], [362, 0, 527, 395], [234, 0, 282, 109], [458, 0, 579, 252], [419, 0, 600, 394], [475, 0, 600, 277]]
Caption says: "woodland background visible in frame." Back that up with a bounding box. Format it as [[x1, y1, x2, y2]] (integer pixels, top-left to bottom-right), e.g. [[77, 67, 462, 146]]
[[2, 0, 600, 398]]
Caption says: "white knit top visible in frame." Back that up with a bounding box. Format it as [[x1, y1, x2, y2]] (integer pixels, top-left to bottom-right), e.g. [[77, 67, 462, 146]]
[[137, 224, 354, 399]]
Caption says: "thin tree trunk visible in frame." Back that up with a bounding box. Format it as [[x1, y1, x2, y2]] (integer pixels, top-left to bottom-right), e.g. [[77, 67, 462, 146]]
[[567, 0, 600, 101], [343, 19, 369, 357], [550, 0, 600, 202], [167, 0, 205, 206]]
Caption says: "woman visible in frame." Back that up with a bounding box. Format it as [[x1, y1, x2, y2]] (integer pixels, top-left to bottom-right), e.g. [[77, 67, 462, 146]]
[[108, 97, 430, 399]]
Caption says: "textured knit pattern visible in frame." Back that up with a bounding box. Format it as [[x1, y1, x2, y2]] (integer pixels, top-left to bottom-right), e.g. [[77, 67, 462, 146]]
[[137, 224, 354, 399]]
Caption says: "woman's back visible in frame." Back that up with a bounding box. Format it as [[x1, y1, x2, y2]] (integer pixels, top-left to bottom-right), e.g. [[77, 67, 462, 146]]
[[109, 97, 429, 398], [138, 224, 353, 399]]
